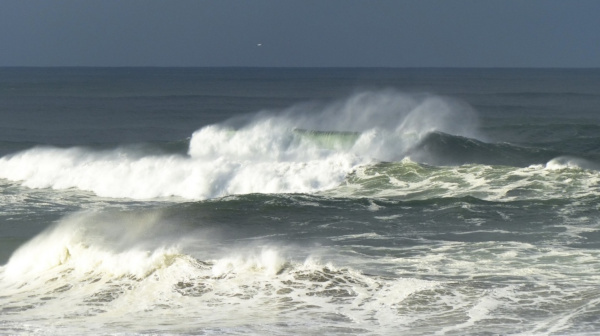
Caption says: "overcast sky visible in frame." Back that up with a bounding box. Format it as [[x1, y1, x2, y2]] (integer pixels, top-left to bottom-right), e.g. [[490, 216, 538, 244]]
[[1, 0, 599, 67]]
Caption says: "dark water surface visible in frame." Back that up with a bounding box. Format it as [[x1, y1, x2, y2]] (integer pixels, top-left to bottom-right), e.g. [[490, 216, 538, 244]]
[[1, 68, 600, 335]]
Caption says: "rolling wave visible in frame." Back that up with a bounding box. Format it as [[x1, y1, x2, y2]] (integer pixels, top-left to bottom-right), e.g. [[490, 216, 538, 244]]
[[408, 131, 561, 166], [0, 210, 438, 334], [0, 90, 598, 202], [2, 198, 597, 335]]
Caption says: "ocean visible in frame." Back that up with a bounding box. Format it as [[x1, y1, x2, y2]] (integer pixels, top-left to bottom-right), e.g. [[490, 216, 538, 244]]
[[1, 67, 600, 335]]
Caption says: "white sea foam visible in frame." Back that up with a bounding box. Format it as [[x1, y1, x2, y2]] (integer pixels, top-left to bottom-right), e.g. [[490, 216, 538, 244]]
[[328, 157, 600, 201], [2, 210, 599, 335], [2, 211, 181, 282], [211, 248, 288, 276], [545, 156, 600, 171], [0, 210, 443, 335], [0, 91, 479, 201], [0, 143, 357, 200]]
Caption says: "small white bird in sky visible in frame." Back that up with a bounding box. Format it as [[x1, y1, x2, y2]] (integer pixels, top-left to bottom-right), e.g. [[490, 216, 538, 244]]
[[257, 43, 262, 47]]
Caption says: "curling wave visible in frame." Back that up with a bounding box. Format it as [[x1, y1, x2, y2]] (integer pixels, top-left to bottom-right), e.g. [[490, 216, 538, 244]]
[[6, 90, 596, 203], [0, 91, 480, 200], [0, 210, 439, 334]]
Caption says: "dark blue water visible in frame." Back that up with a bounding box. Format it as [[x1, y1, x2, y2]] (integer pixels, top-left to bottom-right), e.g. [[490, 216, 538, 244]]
[[1, 68, 600, 335]]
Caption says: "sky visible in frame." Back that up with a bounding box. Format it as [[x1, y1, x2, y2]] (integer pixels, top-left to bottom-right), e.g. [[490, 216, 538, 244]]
[[1, 0, 600, 68]]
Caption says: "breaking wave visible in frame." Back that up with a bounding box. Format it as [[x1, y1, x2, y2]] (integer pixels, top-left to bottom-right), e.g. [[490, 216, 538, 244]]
[[0, 211, 439, 334], [0, 91, 479, 200], [0, 90, 598, 202]]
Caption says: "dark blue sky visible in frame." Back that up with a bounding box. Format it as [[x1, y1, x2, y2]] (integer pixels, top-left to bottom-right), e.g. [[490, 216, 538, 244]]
[[2, 0, 599, 67]]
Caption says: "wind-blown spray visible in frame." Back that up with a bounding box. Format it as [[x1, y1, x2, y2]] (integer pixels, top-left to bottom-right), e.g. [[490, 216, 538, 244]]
[[0, 91, 479, 200]]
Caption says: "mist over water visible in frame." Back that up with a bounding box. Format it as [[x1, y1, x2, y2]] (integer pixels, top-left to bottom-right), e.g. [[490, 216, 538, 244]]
[[0, 91, 482, 200], [2, 68, 600, 335]]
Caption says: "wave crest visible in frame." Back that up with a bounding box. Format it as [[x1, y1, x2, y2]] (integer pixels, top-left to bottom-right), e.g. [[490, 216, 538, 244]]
[[0, 210, 439, 334], [2, 211, 181, 281], [545, 156, 600, 171], [0, 91, 479, 200]]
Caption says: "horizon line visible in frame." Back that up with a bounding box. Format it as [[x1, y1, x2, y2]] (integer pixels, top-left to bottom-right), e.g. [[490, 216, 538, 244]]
[[1, 65, 599, 70]]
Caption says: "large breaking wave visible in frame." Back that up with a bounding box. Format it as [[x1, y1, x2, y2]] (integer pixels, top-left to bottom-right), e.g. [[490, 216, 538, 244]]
[[0, 91, 479, 200], [2, 202, 597, 335], [0, 210, 439, 334], [0, 90, 598, 201]]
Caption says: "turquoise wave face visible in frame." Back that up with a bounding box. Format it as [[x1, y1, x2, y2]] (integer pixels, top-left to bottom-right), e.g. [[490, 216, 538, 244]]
[[292, 128, 360, 150]]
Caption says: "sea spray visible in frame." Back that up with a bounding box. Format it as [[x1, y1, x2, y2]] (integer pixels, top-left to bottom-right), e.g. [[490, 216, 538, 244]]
[[3, 67, 600, 335], [2, 210, 182, 281], [278, 90, 478, 137], [0, 208, 441, 334], [0, 91, 479, 200], [545, 156, 600, 171], [211, 248, 288, 276]]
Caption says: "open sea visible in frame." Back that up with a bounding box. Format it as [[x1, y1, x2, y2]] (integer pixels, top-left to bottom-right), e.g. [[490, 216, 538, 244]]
[[1, 67, 600, 335]]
